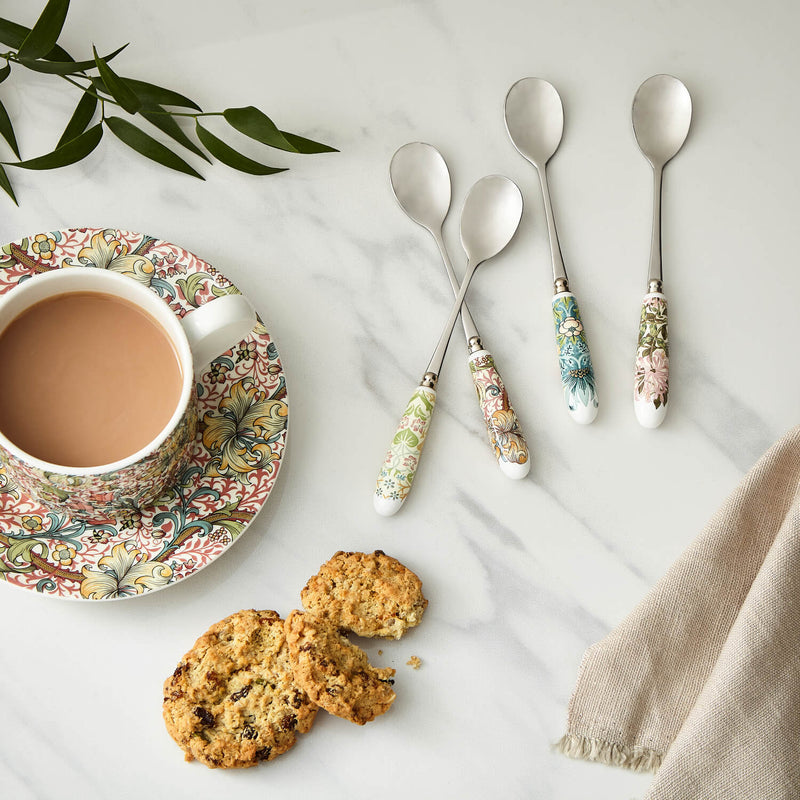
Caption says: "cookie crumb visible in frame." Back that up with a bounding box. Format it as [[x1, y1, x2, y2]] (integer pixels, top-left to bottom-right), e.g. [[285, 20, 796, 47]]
[[406, 655, 421, 670]]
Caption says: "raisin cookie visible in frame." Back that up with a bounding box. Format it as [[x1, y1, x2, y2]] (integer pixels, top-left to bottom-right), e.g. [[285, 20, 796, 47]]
[[285, 609, 396, 725], [163, 609, 318, 768], [300, 550, 427, 639]]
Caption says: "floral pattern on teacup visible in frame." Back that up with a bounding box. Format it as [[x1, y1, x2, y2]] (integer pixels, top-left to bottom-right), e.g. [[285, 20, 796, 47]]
[[0, 392, 199, 520], [0, 228, 287, 600]]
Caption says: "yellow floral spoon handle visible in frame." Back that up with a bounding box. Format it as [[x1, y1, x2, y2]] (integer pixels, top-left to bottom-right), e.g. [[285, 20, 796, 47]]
[[552, 290, 598, 424], [633, 290, 669, 428], [374, 382, 437, 516], [468, 349, 529, 478]]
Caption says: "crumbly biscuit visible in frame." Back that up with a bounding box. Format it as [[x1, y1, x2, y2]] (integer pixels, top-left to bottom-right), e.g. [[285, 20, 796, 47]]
[[300, 550, 427, 639], [285, 609, 396, 725], [163, 609, 318, 768]]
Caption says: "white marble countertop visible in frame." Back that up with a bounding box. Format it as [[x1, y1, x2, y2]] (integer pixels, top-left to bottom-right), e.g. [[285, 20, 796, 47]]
[[1, 0, 797, 797]]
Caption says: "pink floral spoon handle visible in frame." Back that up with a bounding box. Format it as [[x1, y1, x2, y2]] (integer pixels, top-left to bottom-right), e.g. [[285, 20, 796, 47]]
[[468, 349, 529, 478], [633, 290, 669, 428], [374, 383, 437, 516]]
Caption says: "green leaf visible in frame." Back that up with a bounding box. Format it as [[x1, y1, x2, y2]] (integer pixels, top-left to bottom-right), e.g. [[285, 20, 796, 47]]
[[125, 79, 201, 111], [0, 163, 17, 205], [105, 116, 203, 179], [141, 106, 209, 162], [0, 18, 29, 49], [279, 130, 338, 154], [7, 123, 102, 170], [195, 122, 286, 175], [91, 75, 201, 111], [223, 106, 298, 152], [0, 98, 20, 158], [0, 62, 10, 83], [20, 43, 127, 75], [17, 0, 70, 60], [93, 46, 140, 114], [0, 17, 73, 61], [57, 91, 97, 148]]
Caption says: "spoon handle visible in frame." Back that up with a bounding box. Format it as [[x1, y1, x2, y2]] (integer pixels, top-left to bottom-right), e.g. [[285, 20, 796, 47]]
[[552, 287, 598, 424], [468, 348, 530, 478], [633, 287, 669, 428], [374, 378, 437, 516]]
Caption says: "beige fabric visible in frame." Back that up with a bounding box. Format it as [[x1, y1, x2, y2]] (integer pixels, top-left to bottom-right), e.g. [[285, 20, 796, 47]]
[[558, 426, 800, 799]]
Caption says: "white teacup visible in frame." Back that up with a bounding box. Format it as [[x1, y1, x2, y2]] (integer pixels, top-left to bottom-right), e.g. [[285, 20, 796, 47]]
[[0, 266, 256, 518]]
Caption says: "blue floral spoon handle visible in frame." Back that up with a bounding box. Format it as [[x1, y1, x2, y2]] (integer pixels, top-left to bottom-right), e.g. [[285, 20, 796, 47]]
[[633, 287, 669, 428], [552, 286, 599, 424]]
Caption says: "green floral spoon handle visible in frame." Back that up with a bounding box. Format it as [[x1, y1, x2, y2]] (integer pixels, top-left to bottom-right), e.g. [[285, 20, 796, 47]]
[[374, 381, 437, 516], [633, 288, 669, 428], [468, 348, 529, 477], [552, 288, 598, 424]]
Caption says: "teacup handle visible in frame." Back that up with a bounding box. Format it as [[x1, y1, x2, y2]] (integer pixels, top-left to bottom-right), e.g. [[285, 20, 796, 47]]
[[180, 293, 257, 373]]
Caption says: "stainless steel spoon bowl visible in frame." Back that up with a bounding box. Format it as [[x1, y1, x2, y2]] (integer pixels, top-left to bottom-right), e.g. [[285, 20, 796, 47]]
[[460, 175, 523, 265], [389, 143, 530, 480], [389, 142, 451, 233], [631, 74, 692, 429], [632, 75, 692, 174], [504, 78, 563, 170]]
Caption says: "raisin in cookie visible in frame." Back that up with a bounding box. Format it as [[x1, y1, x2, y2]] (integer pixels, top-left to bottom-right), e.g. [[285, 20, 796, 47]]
[[300, 550, 427, 639], [163, 609, 318, 768], [285, 609, 396, 725]]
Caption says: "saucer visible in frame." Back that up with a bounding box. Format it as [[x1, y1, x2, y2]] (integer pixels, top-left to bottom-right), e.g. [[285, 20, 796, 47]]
[[0, 228, 288, 600]]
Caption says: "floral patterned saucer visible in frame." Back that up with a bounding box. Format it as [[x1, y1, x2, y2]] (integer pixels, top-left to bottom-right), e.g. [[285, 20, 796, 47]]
[[0, 228, 288, 600]]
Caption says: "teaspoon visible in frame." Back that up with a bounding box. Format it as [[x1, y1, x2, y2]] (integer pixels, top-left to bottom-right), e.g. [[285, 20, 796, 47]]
[[505, 77, 598, 424], [374, 175, 523, 516], [631, 74, 692, 428], [389, 142, 530, 481]]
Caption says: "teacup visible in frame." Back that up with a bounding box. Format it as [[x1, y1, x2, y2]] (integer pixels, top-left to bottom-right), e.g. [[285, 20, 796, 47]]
[[0, 266, 256, 519]]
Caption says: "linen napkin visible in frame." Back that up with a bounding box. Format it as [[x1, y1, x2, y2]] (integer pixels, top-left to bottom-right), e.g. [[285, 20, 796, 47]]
[[558, 425, 800, 799]]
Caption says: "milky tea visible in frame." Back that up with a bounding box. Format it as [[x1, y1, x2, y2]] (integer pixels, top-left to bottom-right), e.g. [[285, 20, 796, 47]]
[[0, 291, 183, 468]]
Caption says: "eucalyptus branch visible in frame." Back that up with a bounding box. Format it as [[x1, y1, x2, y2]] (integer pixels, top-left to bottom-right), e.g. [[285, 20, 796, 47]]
[[0, 0, 337, 205]]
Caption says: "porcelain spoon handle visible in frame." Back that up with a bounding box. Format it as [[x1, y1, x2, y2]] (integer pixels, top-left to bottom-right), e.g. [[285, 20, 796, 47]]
[[432, 232, 530, 478], [552, 280, 598, 424], [537, 167, 599, 425], [374, 376, 438, 517], [374, 258, 478, 517], [634, 282, 669, 428]]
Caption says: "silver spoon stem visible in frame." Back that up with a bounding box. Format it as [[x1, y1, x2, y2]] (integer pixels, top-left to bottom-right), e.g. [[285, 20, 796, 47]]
[[424, 259, 480, 378], [648, 164, 664, 285], [538, 167, 568, 284], [432, 229, 481, 347]]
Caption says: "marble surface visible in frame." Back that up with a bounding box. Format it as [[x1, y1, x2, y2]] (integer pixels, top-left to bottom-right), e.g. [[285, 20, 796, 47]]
[[0, 0, 798, 797]]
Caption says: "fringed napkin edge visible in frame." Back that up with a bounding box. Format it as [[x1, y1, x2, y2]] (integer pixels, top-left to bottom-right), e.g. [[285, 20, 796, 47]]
[[555, 732, 663, 773]]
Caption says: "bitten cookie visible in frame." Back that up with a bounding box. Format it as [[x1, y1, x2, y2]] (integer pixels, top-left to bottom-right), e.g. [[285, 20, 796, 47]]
[[285, 609, 396, 725], [162, 609, 318, 768], [300, 550, 427, 639]]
